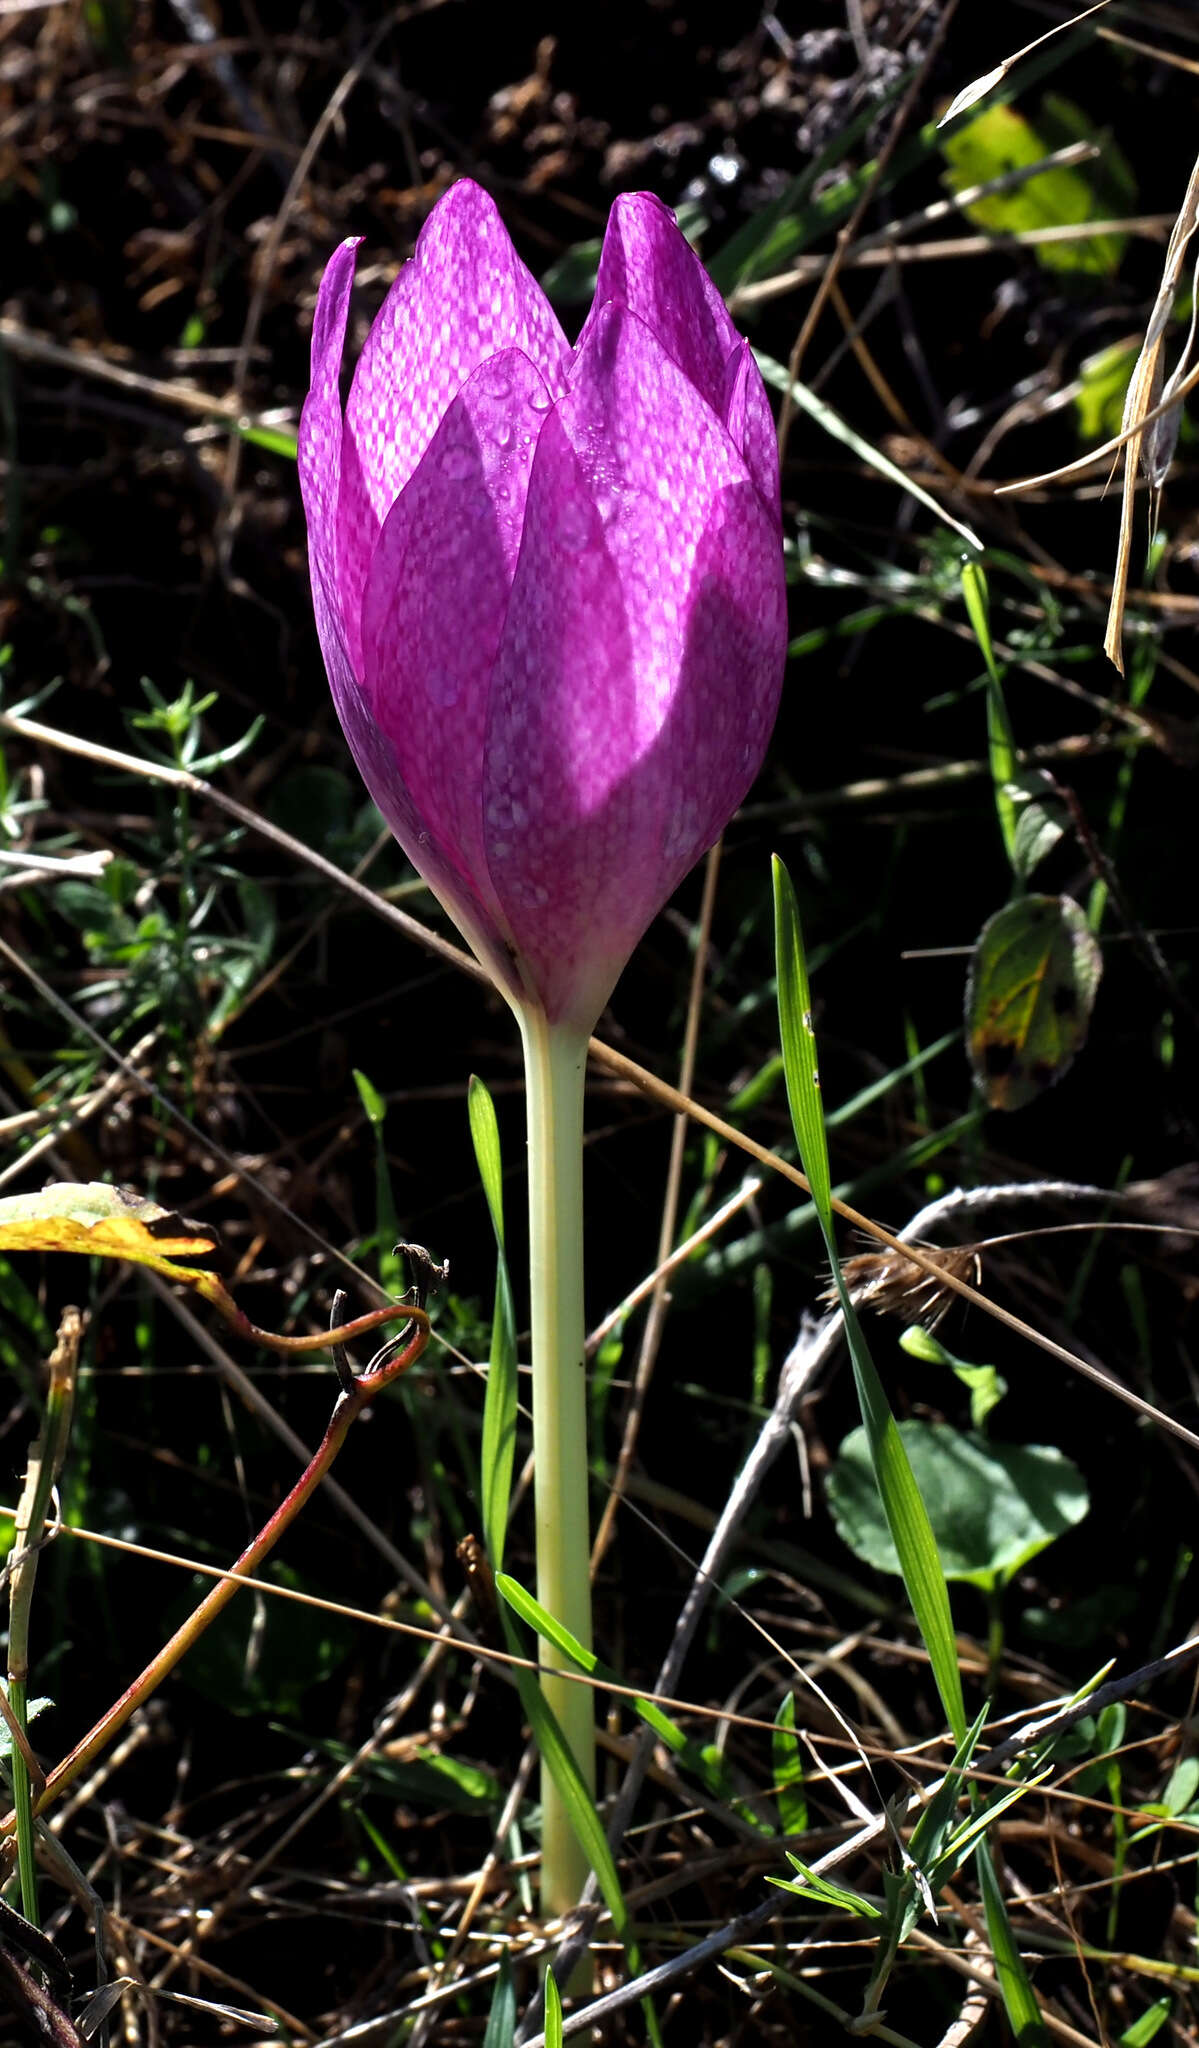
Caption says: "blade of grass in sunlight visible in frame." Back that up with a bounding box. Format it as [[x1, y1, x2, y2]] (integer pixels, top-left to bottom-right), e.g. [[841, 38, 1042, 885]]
[[961, 559, 1019, 874], [772, 1692, 808, 1837], [499, 1572, 681, 1747], [755, 352, 982, 552], [469, 1076, 519, 1571], [498, 1599, 664, 2039], [771, 852, 966, 1744], [978, 1836, 1048, 2045], [499, 1605, 626, 1934], [544, 1966, 563, 2048], [496, 1577, 663, 2034], [771, 854, 1048, 2045]]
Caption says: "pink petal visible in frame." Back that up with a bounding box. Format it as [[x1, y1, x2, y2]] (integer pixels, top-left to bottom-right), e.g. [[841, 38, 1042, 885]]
[[574, 191, 740, 421], [322, 613, 520, 1002], [360, 348, 554, 961], [722, 340, 781, 518], [483, 304, 786, 1030], [337, 180, 570, 674], [297, 237, 359, 617]]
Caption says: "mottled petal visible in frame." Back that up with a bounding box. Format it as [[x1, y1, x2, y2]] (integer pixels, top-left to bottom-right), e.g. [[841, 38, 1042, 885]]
[[338, 181, 571, 673], [360, 348, 553, 957], [323, 594, 519, 1002], [483, 304, 785, 1030], [297, 238, 359, 623], [574, 191, 739, 420], [721, 339, 781, 518]]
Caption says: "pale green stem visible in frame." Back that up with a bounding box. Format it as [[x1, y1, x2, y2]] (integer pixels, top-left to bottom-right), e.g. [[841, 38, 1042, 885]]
[[517, 1006, 595, 1917]]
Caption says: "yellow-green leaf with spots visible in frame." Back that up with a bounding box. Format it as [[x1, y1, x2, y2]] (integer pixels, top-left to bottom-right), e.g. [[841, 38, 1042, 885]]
[[967, 895, 1102, 1110]]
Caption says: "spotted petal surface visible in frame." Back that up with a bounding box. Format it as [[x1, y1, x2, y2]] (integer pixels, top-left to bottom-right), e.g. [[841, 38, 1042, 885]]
[[299, 178, 787, 1034], [482, 303, 785, 1026], [337, 183, 570, 675]]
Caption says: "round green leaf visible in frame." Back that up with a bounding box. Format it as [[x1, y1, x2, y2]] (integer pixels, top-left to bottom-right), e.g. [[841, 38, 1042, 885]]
[[827, 1422, 1089, 1590]]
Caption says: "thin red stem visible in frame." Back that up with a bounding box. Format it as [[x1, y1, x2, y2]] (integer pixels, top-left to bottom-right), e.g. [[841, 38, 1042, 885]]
[[3, 1310, 429, 1833]]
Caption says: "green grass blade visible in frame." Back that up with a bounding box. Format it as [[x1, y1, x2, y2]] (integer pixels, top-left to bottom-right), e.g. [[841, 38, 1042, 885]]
[[770, 855, 831, 1218], [237, 422, 298, 458], [961, 560, 1018, 872], [772, 855, 967, 1744], [768, 1856, 882, 1919], [772, 1691, 808, 1836], [756, 355, 981, 551], [497, 1571, 689, 1757], [838, 1291, 967, 1743], [977, 1836, 1048, 2045], [544, 1964, 563, 2048], [352, 1068, 403, 1294], [483, 1955, 516, 2048], [499, 1607, 627, 1938], [469, 1076, 519, 1570]]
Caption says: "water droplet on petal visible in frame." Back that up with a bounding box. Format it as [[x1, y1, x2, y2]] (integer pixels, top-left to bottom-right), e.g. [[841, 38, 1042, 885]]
[[417, 830, 430, 848], [484, 360, 513, 398], [493, 420, 513, 449], [529, 390, 554, 415]]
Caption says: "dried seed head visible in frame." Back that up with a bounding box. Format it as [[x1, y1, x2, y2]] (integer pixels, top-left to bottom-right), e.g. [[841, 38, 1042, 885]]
[[823, 1240, 983, 1331]]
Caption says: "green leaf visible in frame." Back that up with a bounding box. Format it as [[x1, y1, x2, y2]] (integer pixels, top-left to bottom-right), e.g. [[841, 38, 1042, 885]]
[[1075, 338, 1138, 444], [772, 1692, 808, 1836], [941, 95, 1135, 276], [841, 1333, 968, 1743], [772, 856, 966, 1744], [961, 560, 1019, 872], [967, 894, 1103, 1110], [544, 1965, 563, 2048], [483, 1956, 516, 2048], [767, 1854, 882, 1919], [977, 1837, 1048, 2044], [1120, 1998, 1173, 2048], [899, 1325, 1007, 1429], [757, 354, 981, 552], [967, 892, 1098, 1114], [771, 856, 830, 1219], [0, 1692, 52, 1763], [352, 1069, 387, 1127], [236, 422, 298, 459], [469, 1078, 518, 1571], [907, 1702, 989, 1873], [1162, 1757, 1199, 1816], [828, 1422, 1088, 1590], [468, 1074, 507, 1251], [497, 1572, 690, 1760], [929, 1768, 1050, 1887], [499, 1606, 629, 1941], [1008, 771, 1068, 885]]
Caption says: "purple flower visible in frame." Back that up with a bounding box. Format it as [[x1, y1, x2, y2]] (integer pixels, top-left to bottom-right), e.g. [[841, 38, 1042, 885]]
[[299, 180, 786, 1035]]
